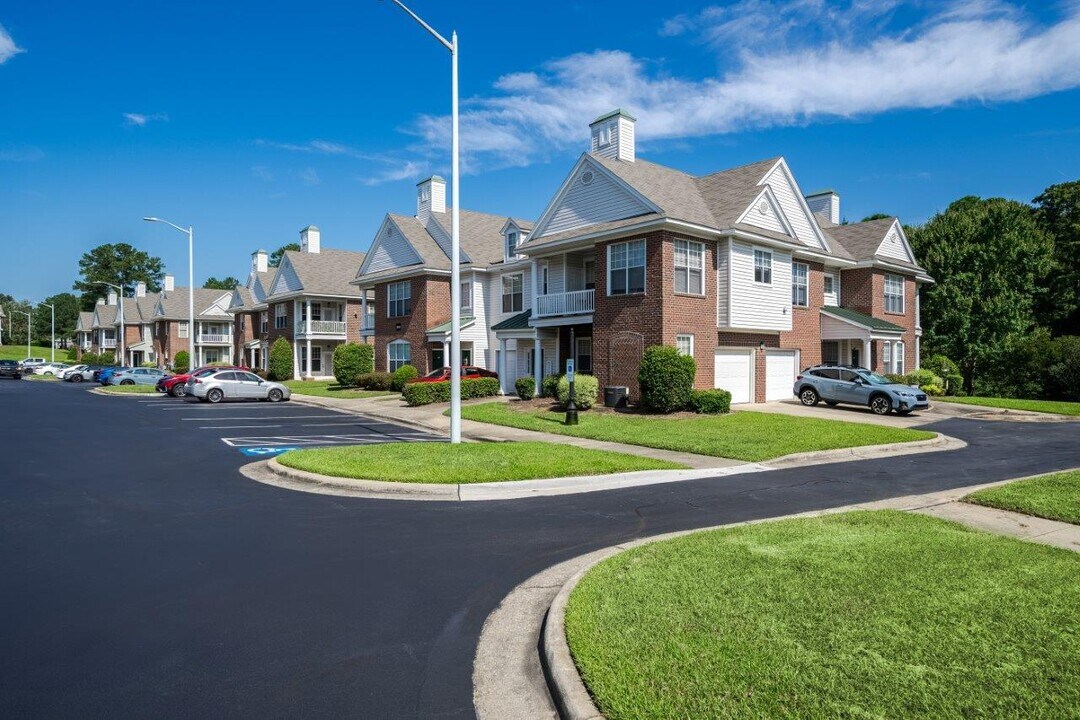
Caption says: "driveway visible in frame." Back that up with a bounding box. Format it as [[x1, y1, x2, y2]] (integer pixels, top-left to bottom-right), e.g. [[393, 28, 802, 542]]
[[2, 379, 1079, 718], [746, 398, 1001, 427]]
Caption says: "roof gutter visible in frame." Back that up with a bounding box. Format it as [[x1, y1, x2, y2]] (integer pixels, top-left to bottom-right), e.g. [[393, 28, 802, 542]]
[[351, 266, 453, 288]]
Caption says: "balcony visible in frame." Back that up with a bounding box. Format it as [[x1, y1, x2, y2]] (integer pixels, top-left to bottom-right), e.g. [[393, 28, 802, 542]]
[[536, 289, 595, 318], [361, 316, 375, 333], [101, 338, 117, 349], [199, 333, 230, 344], [296, 319, 347, 337]]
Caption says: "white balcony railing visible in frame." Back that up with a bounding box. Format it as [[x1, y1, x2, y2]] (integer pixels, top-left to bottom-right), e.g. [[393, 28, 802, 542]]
[[536, 289, 595, 318], [296, 320, 347, 336], [199, 333, 229, 344], [361, 316, 375, 332], [101, 338, 117, 349]]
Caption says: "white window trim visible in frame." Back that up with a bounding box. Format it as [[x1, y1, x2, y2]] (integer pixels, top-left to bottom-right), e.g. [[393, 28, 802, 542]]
[[754, 248, 773, 285], [460, 280, 472, 311], [501, 273, 524, 314], [792, 262, 809, 307], [676, 334, 694, 357], [607, 239, 647, 297], [387, 281, 412, 318], [674, 239, 705, 296], [895, 341, 905, 375], [388, 339, 411, 372], [505, 230, 519, 261], [884, 274, 905, 314], [178, 321, 189, 339]]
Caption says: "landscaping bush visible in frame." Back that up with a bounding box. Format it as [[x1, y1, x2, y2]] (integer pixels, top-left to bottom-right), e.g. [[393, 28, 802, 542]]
[[358, 371, 394, 390], [638, 345, 696, 413], [402, 377, 501, 406], [333, 343, 367, 387], [557, 374, 599, 410], [173, 350, 191, 374], [254, 369, 270, 380], [905, 368, 943, 388], [688, 388, 731, 414], [392, 364, 419, 391], [141, 361, 156, 368], [922, 354, 963, 395], [922, 383, 945, 396], [65, 347, 78, 362], [515, 375, 535, 400], [542, 374, 561, 398], [267, 338, 292, 381], [357, 343, 374, 374]]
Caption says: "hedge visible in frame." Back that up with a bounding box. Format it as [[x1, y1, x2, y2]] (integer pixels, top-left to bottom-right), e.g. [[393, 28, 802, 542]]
[[557, 374, 599, 410], [268, 338, 293, 381], [402, 377, 501, 406], [688, 389, 731, 414], [356, 372, 394, 391], [638, 345, 696, 413], [173, 350, 191, 374], [392, 364, 419, 391], [333, 343, 367, 386], [515, 375, 535, 400], [542, 374, 561, 398]]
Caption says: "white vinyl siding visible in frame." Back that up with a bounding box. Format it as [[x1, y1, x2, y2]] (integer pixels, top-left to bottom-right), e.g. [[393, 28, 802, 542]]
[[501, 274, 523, 314], [608, 239, 646, 296], [541, 163, 652, 237], [877, 221, 914, 263], [762, 163, 825, 250], [271, 258, 303, 295], [823, 271, 840, 306], [716, 239, 730, 326], [388, 281, 412, 317], [388, 340, 410, 372], [792, 262, 808, 306], [674, 240, 704, 295], [366, 221, 423, 273], [884, 274, 904, 314], [724, 242, 793, 332], [739, 191, 787, 235]]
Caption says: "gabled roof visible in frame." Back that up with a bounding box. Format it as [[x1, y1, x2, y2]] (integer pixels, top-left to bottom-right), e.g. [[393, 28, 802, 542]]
[[75, 311, 94, 332], [821, 217, 924, 271], [228, 284, 256, 314], [93, 303, 118, 327], [427, 316, 476, 334], [154, 287, 234, 320], [271, 248, 367, 298], [821, 306, 905, 333]]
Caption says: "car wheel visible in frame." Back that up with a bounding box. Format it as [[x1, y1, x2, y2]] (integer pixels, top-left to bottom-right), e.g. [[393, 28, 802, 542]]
[[799, 387, 819, 406], [870, 394, 892, 415], [44, 371, 53, 376], [207, 388, 224, 404], [267, 388, 283, 402], [120, 379, 135, 386], [825, 400, 838, 406], [71, 374, 83, 383], [171, 384, 186, 398], [14, 374, 21, 380]]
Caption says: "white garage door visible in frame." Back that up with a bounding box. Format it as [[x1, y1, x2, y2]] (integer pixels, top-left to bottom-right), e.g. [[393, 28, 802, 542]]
[[765, 350, 797, 402], [714, 349, 753, 404]]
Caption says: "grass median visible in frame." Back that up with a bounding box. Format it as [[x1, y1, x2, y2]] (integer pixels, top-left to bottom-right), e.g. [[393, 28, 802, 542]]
[[282, 380, 394, 400], [966, 470, 1080, 525], [937, 396, 1080, 416], [565, 511, 1080, 720], [99, 384, 158, 394], [459, 403, 935, 462], [276, 441, 686, 484]]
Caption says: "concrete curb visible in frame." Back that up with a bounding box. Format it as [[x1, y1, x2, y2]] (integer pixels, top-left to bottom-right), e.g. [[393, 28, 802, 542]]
[[762, 432, 965, 469], [87, 386, 165, 398]]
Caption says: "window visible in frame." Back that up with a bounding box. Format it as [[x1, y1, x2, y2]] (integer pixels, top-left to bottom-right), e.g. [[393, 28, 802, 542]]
[[839, 369, 860, 383], [217, 371, 239, 382], [895, 341, 905, 375], [792, 262, 808, 306], [388, 281, 411, 317], [823, 274, 835, 296], [598, 125, 612, 146], [754, 249, 772, 284], [674, 240, 704, 295], [884, 274, 904, 314], [676, 334, 694, 357], [300, 346, 322, 373], [883, 341, 892, 372], [238, 316, 245, 331], [583, 260, 596, 290], [179, 321, 189, 339], [502, 274, 523, 314], [505, 230, 519, 259], [460, 281, 472, 311], [576, 337, 593, 373], [260, 311, 268, 334], [388, 340, 410, 372], [274, 304, 287, 329], [540, 262, 549, 295], [608, 239, 646, 296]]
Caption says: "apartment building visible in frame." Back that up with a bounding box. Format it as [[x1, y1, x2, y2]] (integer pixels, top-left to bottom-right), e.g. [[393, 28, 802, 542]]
[[151, 274, 234, 368], [228, 249, 275, 370]]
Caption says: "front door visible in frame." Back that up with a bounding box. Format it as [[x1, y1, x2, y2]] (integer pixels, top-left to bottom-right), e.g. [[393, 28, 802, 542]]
[[432, 347, 444, 370], [850, 346, 860, 368]]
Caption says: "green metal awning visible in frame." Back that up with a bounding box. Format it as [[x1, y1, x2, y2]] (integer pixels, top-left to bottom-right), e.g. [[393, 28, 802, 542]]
[[821, 306, 905, 333], [426, 316, 476, 334], [491, 310, 532, 331]]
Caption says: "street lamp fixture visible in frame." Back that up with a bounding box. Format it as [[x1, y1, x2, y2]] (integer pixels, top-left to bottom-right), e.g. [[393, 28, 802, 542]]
[[143, 217, 195, 372], [380, 0, 463, 444], [15, 309, 31, 361]]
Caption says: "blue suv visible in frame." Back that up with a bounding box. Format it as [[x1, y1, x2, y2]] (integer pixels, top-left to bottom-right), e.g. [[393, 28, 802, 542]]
[[793, 365, 929, 416]]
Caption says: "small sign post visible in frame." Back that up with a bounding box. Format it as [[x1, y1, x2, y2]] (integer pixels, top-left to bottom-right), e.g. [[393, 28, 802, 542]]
[[564, 358, 578, 426]]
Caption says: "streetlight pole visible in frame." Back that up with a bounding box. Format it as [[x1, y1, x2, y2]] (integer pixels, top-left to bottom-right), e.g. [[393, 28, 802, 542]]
[[144, 218, 195, 372], [382, 0, 462, 444], [41, 303, 55, 362], [94, 282, 126, 365], [16, 310, 30, 360]]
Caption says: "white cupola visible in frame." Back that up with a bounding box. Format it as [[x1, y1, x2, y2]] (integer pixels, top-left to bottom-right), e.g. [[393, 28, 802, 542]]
[[163, 274, 175, 292], [107, 290, 118, 305], [416, 176, 446, 222], [252, 249, 268, 273], [300, 225, 321, 254], [806, 190, 841, 225], [589, 108, 636, 162], [135, 281, 147, 298]]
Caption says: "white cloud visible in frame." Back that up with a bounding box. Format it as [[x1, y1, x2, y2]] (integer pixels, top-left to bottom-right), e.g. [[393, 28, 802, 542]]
[[360, 160, 430, 186], [299, 167, 321, 186], [0, 23, 23, 64], [258, 138, 430, 185], [405, 1, 1080, 170], [123, 112, 169, 127]]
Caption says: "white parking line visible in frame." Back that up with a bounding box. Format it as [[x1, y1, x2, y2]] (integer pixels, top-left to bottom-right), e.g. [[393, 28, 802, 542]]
[[201, 424, 284, 429], [181, 415, 344, 421], [221, 433, 440, 447]]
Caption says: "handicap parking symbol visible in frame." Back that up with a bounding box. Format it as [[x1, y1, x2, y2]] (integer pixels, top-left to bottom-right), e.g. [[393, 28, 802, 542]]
[[239, 446, 300, 457]]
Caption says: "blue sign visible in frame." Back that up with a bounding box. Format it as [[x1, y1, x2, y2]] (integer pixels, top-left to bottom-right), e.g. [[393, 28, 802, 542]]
[[565, 359, 575, 382], [240, 446, 299, 457]]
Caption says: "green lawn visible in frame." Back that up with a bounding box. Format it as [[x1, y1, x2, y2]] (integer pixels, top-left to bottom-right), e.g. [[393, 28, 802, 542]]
[[24, 374, 59, 382], [282, 379, 394, 399], [276, 441, 685, 483], [966, 470, 1080, 525], [99, 384, 158, 394], [458, 403, 935, 462], [565, 511, 1080, 720], [937, 396, 1080, 416], [0, 345, 66, 362]]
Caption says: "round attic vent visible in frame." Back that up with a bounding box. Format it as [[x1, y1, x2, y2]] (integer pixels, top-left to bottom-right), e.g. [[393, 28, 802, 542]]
[[758, 200, 769, 215], [580, 170, 594, 186]]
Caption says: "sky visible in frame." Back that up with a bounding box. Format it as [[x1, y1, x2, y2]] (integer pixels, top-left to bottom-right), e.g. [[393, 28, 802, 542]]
[[2, 0, 1079, 302]]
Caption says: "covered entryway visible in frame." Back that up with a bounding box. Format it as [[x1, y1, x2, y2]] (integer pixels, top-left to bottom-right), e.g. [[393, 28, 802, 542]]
[[765, 349, 798, 402], [714, 348, 754, 404], [820, 306, 905, 374]]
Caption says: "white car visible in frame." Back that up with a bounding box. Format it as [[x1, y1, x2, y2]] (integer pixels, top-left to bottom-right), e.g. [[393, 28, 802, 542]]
[[60, 364, 90, 380], [20, 358, 47, 370], [34, 362, 71, 376], [186, 369, 291, 403]]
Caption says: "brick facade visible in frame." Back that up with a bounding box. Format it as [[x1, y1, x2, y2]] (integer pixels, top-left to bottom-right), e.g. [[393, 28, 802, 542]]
[[779, 260, 826, 372], [841, 268, 918, 373], [373, 276, 450, 374]]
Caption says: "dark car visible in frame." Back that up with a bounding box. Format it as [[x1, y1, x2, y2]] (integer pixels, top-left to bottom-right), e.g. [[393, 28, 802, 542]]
[[411, 365, 499, 383], [0, 359, 23, 379]]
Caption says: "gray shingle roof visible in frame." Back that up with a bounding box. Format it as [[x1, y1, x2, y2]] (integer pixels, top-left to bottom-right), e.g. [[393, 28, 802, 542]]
[[76, 311, 94, 331], [155, 287, 234, 320], [822, 217, 924, 271], [229, 284, 256, 313], [276, 248, 367, 298], [93, 304, 118, 327]]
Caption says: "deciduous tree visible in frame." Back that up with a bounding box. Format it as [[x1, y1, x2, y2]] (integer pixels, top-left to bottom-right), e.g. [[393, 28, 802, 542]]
[[203, 276, 241, 290], [269, 244, 300, 268], [1032, 181, 1080, 334]]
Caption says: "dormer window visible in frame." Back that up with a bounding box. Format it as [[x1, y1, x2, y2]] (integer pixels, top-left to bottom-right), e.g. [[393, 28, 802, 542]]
[[506, 230, 519, 260]]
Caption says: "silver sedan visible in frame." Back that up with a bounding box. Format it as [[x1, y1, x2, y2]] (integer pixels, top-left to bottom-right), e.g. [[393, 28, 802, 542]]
[[186, 370, 291, 403]]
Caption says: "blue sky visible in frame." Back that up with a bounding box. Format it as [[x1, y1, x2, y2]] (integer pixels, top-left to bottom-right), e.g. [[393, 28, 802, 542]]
[[2, 0, 1079, 301]]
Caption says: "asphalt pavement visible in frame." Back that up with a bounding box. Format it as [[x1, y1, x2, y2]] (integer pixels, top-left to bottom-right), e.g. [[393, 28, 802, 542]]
[[2, 378, 1078, 719]]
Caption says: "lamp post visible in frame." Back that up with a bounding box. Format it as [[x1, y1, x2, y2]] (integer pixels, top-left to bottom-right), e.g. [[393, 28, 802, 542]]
[[381, 0, 462, 444], [94, 282, 126, 365], [16, 309, 30, 360], [40, 302, 55, 362], [144, 218, 195, 372]]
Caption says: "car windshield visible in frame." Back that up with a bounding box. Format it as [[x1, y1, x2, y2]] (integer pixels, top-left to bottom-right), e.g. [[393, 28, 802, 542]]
[[859, 371, 894, 385], [422, 369, 447, 380]]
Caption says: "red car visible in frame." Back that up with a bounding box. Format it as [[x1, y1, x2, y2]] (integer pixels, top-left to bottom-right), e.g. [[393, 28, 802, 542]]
[[157, 365, 250, 397], [411, 366, 498, 383]]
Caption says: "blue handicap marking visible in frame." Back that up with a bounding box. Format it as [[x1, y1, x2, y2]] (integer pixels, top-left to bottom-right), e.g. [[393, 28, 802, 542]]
[[240, 446, 300, 457]]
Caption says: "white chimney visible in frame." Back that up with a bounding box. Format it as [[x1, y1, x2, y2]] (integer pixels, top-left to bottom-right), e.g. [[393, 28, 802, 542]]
[[164, 274, 175, 292], [135, 281, 147, 298], [589, 109, 636, 162], [96, 297, 105, 306], [107, 290, 118, 306], [300, 225, 321, 254], [416, 176, 446, 221], [806, 190, 841, 225], [252, 249, 268, 273]]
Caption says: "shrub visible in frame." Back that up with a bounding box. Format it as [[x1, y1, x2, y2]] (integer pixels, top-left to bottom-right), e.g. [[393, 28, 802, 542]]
[[1046, 336, 1080, 402], [402, 377, 501, 406], [542, 374, 561, 398], [99, 352, 116, 366], [922, 354, 964, 395], [638, 345, 696, 413], [173, 350, 191, 374], [358, 371, 394, 391], [688, 389, 731, 414], [267, 338, 293, 381], [884, 373, 907, 384], [333, 343, 367, 387], [254, 369, 270, 380], [357, 343, 375, 374], [922, 383, 945, 397], [392, 364, 419, 391], [141, 361, 156, 368], [905, 368, 942, 388], [515, 375, 535, 400], [65, 347, 78, 362], [557, 374, 599, 410]]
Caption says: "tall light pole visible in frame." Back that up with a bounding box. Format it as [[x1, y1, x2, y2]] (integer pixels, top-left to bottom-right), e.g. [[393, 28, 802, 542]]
[[94, 281, 126, 365], [144, 218, 195, 371], [16, 309, 30, 360], [382, 0, 462, 443], [40, 302, 55, 362]]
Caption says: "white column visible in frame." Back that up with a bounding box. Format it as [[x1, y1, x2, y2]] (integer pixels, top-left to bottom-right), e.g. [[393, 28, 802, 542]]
[[531, 260, 539, 315], [533, 332, 543, 394], [862, 339, 872, 371], [442, 341, 449, 368], [499, 338, 507, 394], [304, 298, 313, 379], [915, 337, 921, 370]]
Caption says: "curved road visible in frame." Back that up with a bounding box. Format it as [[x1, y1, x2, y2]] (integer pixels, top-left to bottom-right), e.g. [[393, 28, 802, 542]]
[[2, 380, 1078, 718]]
